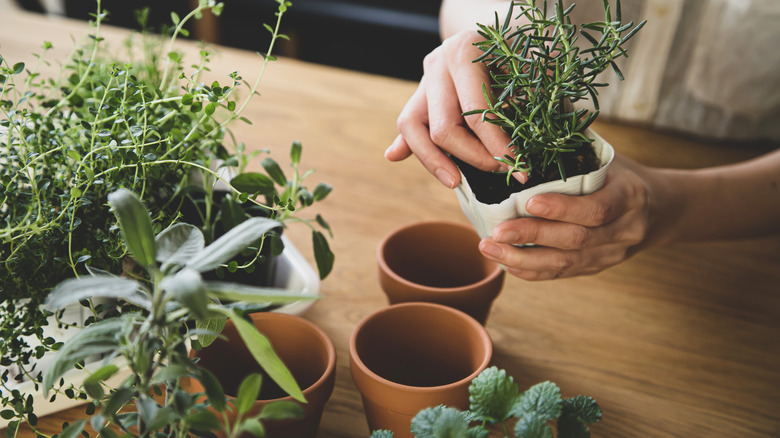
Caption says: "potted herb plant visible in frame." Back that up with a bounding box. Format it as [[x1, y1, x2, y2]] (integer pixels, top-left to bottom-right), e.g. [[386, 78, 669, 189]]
[[0, 0, 333, 432], [454, 0, 645, 238], [42, 188, 325, 438], [369, 366, 602, 438]]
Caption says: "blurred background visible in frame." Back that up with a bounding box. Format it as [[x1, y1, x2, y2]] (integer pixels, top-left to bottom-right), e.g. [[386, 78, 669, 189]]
[[13, 0, 443, 81]]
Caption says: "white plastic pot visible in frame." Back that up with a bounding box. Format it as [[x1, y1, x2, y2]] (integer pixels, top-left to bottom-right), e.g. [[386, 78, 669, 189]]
[[454, 128, 615, 239]]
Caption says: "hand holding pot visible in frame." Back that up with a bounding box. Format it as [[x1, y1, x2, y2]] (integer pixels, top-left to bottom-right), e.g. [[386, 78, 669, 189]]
[[478, 155, 655, 280], [384, 30, 518, 189]]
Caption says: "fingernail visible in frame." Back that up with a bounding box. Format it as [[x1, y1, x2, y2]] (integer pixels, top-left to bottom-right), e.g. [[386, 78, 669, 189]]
[[493, 230, 518, 243], [383, 144, 396, 159], [479, 239, 502, 259], [526, 197, 548, 216], [435, 168, 457, 189]]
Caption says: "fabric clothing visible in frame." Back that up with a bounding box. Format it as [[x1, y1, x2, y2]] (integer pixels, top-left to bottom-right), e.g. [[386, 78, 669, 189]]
[[559, 0, 780, 142]]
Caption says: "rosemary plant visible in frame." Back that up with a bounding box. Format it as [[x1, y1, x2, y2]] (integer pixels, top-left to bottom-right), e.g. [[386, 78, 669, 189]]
[[466, 0, 646, 184], [0, 0, 332, 433]]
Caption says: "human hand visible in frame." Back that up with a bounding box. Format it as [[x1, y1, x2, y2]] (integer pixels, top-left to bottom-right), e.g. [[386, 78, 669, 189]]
[[385, 30, 523, 188], [477, 155, 657, 280]]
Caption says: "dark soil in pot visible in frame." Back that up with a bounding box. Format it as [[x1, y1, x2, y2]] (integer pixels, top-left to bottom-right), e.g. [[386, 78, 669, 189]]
[[453, 145, 601, 204]]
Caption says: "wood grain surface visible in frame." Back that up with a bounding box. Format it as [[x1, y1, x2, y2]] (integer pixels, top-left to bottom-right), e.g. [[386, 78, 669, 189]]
[[1, 5, 779, 437]]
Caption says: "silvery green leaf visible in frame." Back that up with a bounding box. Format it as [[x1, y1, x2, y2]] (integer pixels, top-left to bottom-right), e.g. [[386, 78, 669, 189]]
[[160, 268, 208, 319], [203, 281, 317, 304], [156, 222, 205, 272], [194, 316, 227, 347], [45, 276, 140, 311], [43, 317, 130, 393], [85, 265, 115, 277], [107, 189, 156, 267], [187, 217, 280, 272]]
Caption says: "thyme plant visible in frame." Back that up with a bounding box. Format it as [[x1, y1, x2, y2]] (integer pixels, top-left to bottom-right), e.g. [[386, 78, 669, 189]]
[[466, 0, 645, 183], [0, 0, 332, 433]]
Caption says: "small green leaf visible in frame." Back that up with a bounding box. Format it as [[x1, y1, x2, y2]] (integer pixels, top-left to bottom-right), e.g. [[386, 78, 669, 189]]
[[512, 381, 562, 421], [469, 366, 520, 423], [222, 309, 305, 402], [195, 317, 227, 348], [108, 188, 157, 267], [410, 405, 471, 438], [219, 195, 248, 233], [312, 231, 334, 280], [289, 141, 302, 164], [205, 102, 216, 116], [312, 183, 332, 201], [58, 419, 86, 438], [231, 172, 275, 195], [83, 364, 119, 386], [195, 368, 227, 412], [514, 414, 552, 438], [102, 387, 133, 417], [261, 157, 287, 186], [186, 409, 222, 432], [561, 395, 602, 424], [12, 62, 24, 74], [236, 374, 263, 415], [259, 400, 303, 420], [239, 418, 265, 437]]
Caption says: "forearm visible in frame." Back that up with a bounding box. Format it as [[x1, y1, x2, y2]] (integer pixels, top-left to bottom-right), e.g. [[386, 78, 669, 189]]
[[646, 149, 780, 246]]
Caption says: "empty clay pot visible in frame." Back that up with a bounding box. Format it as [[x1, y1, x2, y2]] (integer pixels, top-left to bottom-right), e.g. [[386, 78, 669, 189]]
[[349, 302, 493, 438], [377, 220, 505, 325], [189, 312, 336, 438]]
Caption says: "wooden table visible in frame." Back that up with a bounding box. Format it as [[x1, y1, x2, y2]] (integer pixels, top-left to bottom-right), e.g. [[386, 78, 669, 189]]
[[2, 5, 779, 437]]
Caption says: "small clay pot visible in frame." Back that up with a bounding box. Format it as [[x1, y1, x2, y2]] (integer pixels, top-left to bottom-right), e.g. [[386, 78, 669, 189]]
[[189, 312, 336, 438], [377, 220, 505, 325], [349, 302, 493, 438]]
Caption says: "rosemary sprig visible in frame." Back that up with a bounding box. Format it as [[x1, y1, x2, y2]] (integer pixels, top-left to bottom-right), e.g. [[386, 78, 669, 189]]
[[465, 0, 646, 183]]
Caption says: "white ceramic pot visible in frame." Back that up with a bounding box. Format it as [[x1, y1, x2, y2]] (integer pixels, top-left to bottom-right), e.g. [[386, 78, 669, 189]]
[[454, 128, 615, 239]]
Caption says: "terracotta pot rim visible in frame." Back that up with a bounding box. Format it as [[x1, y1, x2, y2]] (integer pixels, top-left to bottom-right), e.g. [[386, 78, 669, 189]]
[[190, 312, 337, 403], [377, 220, 503, 293], [348, 302, 492, 393]]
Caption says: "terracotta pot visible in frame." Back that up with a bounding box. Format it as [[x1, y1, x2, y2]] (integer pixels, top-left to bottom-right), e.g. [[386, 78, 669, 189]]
[[455, 128, 615, 239], [188, 312, 336, 438], [349, 302, 493, 438], [377, 220, 505, 325]]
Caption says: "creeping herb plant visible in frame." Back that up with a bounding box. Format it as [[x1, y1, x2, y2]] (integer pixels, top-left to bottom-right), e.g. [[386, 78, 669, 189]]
[[370, 367, 602, 438]]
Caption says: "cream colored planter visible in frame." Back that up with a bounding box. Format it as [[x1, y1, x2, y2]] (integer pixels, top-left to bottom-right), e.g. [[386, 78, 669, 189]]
[[454, 128, 615, 239]]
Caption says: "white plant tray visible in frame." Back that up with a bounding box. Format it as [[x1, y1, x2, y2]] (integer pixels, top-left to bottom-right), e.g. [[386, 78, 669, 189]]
[[0, 236, 319, 428]]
